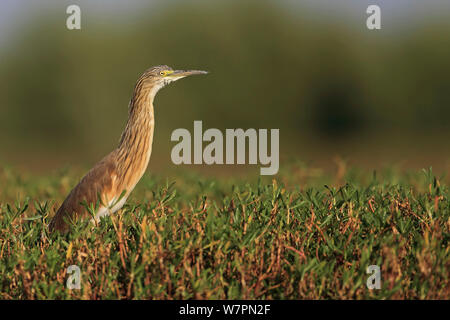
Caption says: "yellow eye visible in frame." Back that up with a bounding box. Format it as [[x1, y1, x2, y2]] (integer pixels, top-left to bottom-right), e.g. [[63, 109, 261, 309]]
[[160, 71, 166, 76]]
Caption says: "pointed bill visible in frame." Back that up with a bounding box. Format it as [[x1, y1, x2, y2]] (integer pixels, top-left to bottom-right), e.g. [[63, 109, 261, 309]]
[[168, 70, 208, 80]]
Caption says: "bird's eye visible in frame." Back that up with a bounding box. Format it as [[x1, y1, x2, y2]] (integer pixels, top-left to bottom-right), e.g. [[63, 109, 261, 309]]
[[160, 71, 165, 76]]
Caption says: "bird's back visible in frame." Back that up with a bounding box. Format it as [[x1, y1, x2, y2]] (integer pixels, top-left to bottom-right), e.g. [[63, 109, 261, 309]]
[[49, 151, 119, 233]]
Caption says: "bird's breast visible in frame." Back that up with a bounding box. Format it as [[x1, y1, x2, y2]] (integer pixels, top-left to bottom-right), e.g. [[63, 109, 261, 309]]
[[115, 117, 154, 203]]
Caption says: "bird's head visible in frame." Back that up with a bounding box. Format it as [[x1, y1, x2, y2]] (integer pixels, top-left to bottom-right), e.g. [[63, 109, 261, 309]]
[[139, 65, 208, 97]]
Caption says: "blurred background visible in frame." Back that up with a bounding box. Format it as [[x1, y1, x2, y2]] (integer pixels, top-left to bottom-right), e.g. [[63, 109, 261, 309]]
[[0, 0, 449, 177]]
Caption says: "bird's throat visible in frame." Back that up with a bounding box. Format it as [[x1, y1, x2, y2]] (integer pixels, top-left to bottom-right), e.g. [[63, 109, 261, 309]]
[[116, 87, 155, 194]]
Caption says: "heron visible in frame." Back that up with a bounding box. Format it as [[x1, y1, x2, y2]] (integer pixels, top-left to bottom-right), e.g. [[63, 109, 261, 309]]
[[49, 65, 207, 233]]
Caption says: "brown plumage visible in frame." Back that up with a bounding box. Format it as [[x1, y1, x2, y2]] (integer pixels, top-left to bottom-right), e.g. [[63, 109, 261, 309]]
[[49, 65, 207, 233]]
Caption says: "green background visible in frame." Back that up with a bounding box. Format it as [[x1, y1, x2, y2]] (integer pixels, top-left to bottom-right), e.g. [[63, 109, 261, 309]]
[[0, 0, 449, 176]]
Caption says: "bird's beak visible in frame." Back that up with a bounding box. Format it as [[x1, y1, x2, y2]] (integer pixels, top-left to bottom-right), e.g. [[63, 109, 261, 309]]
[[168, 69, 208, 79]]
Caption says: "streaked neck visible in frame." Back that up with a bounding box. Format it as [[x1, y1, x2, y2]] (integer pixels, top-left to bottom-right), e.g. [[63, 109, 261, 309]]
[[116, 83, 156, 188]]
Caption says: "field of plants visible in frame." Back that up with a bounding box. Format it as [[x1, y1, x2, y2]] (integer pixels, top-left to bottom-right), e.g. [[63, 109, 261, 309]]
[[0, 163, 448, 299]]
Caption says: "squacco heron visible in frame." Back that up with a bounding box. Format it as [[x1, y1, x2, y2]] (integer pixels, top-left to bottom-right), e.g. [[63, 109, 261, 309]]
[[49, 65, 207, 233]]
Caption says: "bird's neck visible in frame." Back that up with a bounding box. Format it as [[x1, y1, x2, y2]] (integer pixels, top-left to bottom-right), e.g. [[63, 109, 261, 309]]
[[116, 85, 156, 188]]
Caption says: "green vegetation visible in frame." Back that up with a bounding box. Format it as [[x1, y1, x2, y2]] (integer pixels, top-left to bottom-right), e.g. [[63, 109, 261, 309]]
[[0, 164, 448, 299]]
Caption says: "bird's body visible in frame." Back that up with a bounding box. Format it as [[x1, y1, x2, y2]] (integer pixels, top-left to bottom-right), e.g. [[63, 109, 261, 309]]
[[49, 65, 207, 233]]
